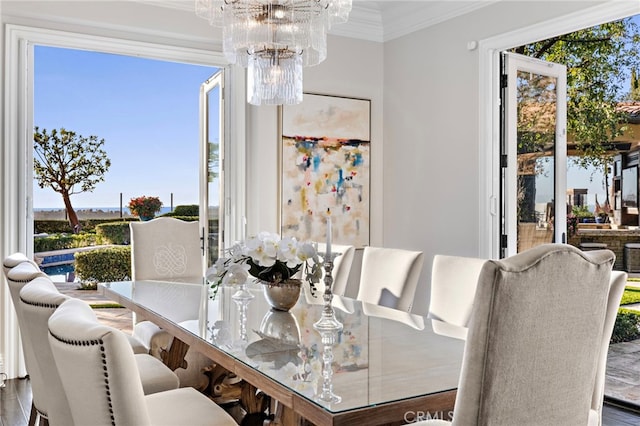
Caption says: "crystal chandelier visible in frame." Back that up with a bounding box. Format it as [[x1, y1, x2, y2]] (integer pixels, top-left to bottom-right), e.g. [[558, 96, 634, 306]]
[[195, 0, 352, 105]]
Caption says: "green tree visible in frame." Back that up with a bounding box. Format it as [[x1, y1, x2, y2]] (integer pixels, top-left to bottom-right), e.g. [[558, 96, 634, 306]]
[[33, 127, 111, 233], [513, 18, 640, 170], [629, 68, 640, 100]]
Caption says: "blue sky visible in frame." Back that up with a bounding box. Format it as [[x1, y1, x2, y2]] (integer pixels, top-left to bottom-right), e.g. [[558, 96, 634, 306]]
[[34, 46, 218, 209]]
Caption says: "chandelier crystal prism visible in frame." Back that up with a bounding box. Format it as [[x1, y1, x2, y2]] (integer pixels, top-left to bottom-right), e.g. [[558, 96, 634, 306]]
[[195, 0, 352, 105]]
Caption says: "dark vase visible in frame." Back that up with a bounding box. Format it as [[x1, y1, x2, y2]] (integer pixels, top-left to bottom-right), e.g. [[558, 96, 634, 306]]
[[139, 215, 154, 222]]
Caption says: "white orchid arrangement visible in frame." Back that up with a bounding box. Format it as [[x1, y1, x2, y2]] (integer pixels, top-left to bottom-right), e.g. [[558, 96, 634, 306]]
[[207, 231, 322, 299]]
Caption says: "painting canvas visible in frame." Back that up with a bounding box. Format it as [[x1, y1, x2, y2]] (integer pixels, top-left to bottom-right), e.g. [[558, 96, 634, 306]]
[[280, 93, 371, 247]]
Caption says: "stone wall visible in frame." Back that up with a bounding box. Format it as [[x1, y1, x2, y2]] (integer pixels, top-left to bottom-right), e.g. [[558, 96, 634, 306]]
[[568, 229, 640, 271]]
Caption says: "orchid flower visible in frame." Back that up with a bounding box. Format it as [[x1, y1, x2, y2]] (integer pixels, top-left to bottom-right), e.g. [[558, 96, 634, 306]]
[[207, 231, 319, 300], [222, 263, 250, 286]]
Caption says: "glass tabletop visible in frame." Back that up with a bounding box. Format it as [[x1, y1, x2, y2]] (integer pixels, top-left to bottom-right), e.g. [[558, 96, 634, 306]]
[[102, 280, 464, 414]]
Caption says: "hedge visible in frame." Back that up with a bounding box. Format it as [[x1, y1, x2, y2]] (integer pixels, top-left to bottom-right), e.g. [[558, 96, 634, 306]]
[[34, 233, 97, 252], [75, 246, 131, 284], [157, 215, 199, 222], [170, 204, 199, 216], [611, 308, 640, 344], [96, 222, 131, 245], [35, 218, 138, 234]]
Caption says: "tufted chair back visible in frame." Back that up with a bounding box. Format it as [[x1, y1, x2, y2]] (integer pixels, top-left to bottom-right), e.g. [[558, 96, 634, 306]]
[[48, 298, 152, 426], [19, 277, 74, 426], [5, 260, 49, 421], [2, 252, 38, 277]]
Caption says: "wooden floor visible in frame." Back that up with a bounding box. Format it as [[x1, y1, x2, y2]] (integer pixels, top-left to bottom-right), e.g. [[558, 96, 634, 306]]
[[0, 379, 32, 426], [1, 378, 639, 425]]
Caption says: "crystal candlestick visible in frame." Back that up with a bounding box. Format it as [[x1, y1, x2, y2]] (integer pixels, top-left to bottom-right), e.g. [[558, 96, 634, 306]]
[[315, 328, 341, 404], [313, 253, 343, 404], [313, 253, 343, 333], [231, 283, 254, 347]]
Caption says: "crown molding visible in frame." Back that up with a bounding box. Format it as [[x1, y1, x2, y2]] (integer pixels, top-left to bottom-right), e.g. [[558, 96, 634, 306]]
[[380, 1, 500, 42], [132, 0, 498, 43], [331, 3, 384, 42]]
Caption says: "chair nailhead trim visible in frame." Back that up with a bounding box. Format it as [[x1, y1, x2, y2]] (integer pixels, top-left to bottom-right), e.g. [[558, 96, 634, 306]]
[[49, 333, 116, 426], [19, 296, 60, 309]]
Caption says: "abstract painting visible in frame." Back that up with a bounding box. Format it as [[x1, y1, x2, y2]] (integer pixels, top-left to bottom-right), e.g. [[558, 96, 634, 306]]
[[280, 93, 371, 247]]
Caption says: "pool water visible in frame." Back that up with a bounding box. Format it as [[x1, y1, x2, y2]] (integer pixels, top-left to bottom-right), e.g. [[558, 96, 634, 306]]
[[41, 264, 75, 282]]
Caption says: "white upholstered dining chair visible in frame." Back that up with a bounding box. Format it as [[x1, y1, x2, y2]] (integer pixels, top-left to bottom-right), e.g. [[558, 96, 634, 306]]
[[316, 243, 355, 297], [414, 244, 620, 425], [18, 277, 77, 426], [130, 217, 204, 283], [356, 246, 424, 312], [7, 260, 171, 426], [591, 269, 627, 426], [425, 252, 626, 426], [361, 302, 425, 330], [19, 277, 180, 399], [2, 252, 39, 276], [130, 217, 211, 390], [427, 254, 487, 340], [5, 260, 48, 426], [47, 298, 236, 426]]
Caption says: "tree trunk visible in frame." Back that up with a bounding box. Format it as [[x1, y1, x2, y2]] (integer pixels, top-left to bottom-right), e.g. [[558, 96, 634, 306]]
[[62, 192, 81, 233]]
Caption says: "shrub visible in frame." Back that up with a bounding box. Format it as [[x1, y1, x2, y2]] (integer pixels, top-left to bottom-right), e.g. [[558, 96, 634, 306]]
[[158, 215, 199, 222], [611, 308, 640, 344], [34, 220, 74, 234], [35, 218, 138, 234], [96, 222, 131, 245], [172, 204, 199, 216], [34, 233, 97, 252], [75, 246, 131, 285], [572, 205, 593, 219], [81, 218, 138, 232]]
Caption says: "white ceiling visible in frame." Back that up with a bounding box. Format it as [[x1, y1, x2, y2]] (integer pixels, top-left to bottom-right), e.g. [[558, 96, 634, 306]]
[[142, 0, 499, 43]]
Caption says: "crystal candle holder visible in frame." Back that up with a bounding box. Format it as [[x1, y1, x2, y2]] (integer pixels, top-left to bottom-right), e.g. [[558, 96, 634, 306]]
[[313, 253, 343, 404]]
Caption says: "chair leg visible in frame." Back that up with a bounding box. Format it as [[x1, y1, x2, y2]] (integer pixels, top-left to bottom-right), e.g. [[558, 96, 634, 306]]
[[28, 403, 37, 426]]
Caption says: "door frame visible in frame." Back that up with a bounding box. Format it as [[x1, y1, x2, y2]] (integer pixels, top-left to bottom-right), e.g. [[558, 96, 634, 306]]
[[477, 2, 640, 259]]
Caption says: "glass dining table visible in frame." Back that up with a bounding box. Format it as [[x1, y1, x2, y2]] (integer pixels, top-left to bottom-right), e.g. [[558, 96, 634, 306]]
[[100, 280, 464, 425]]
